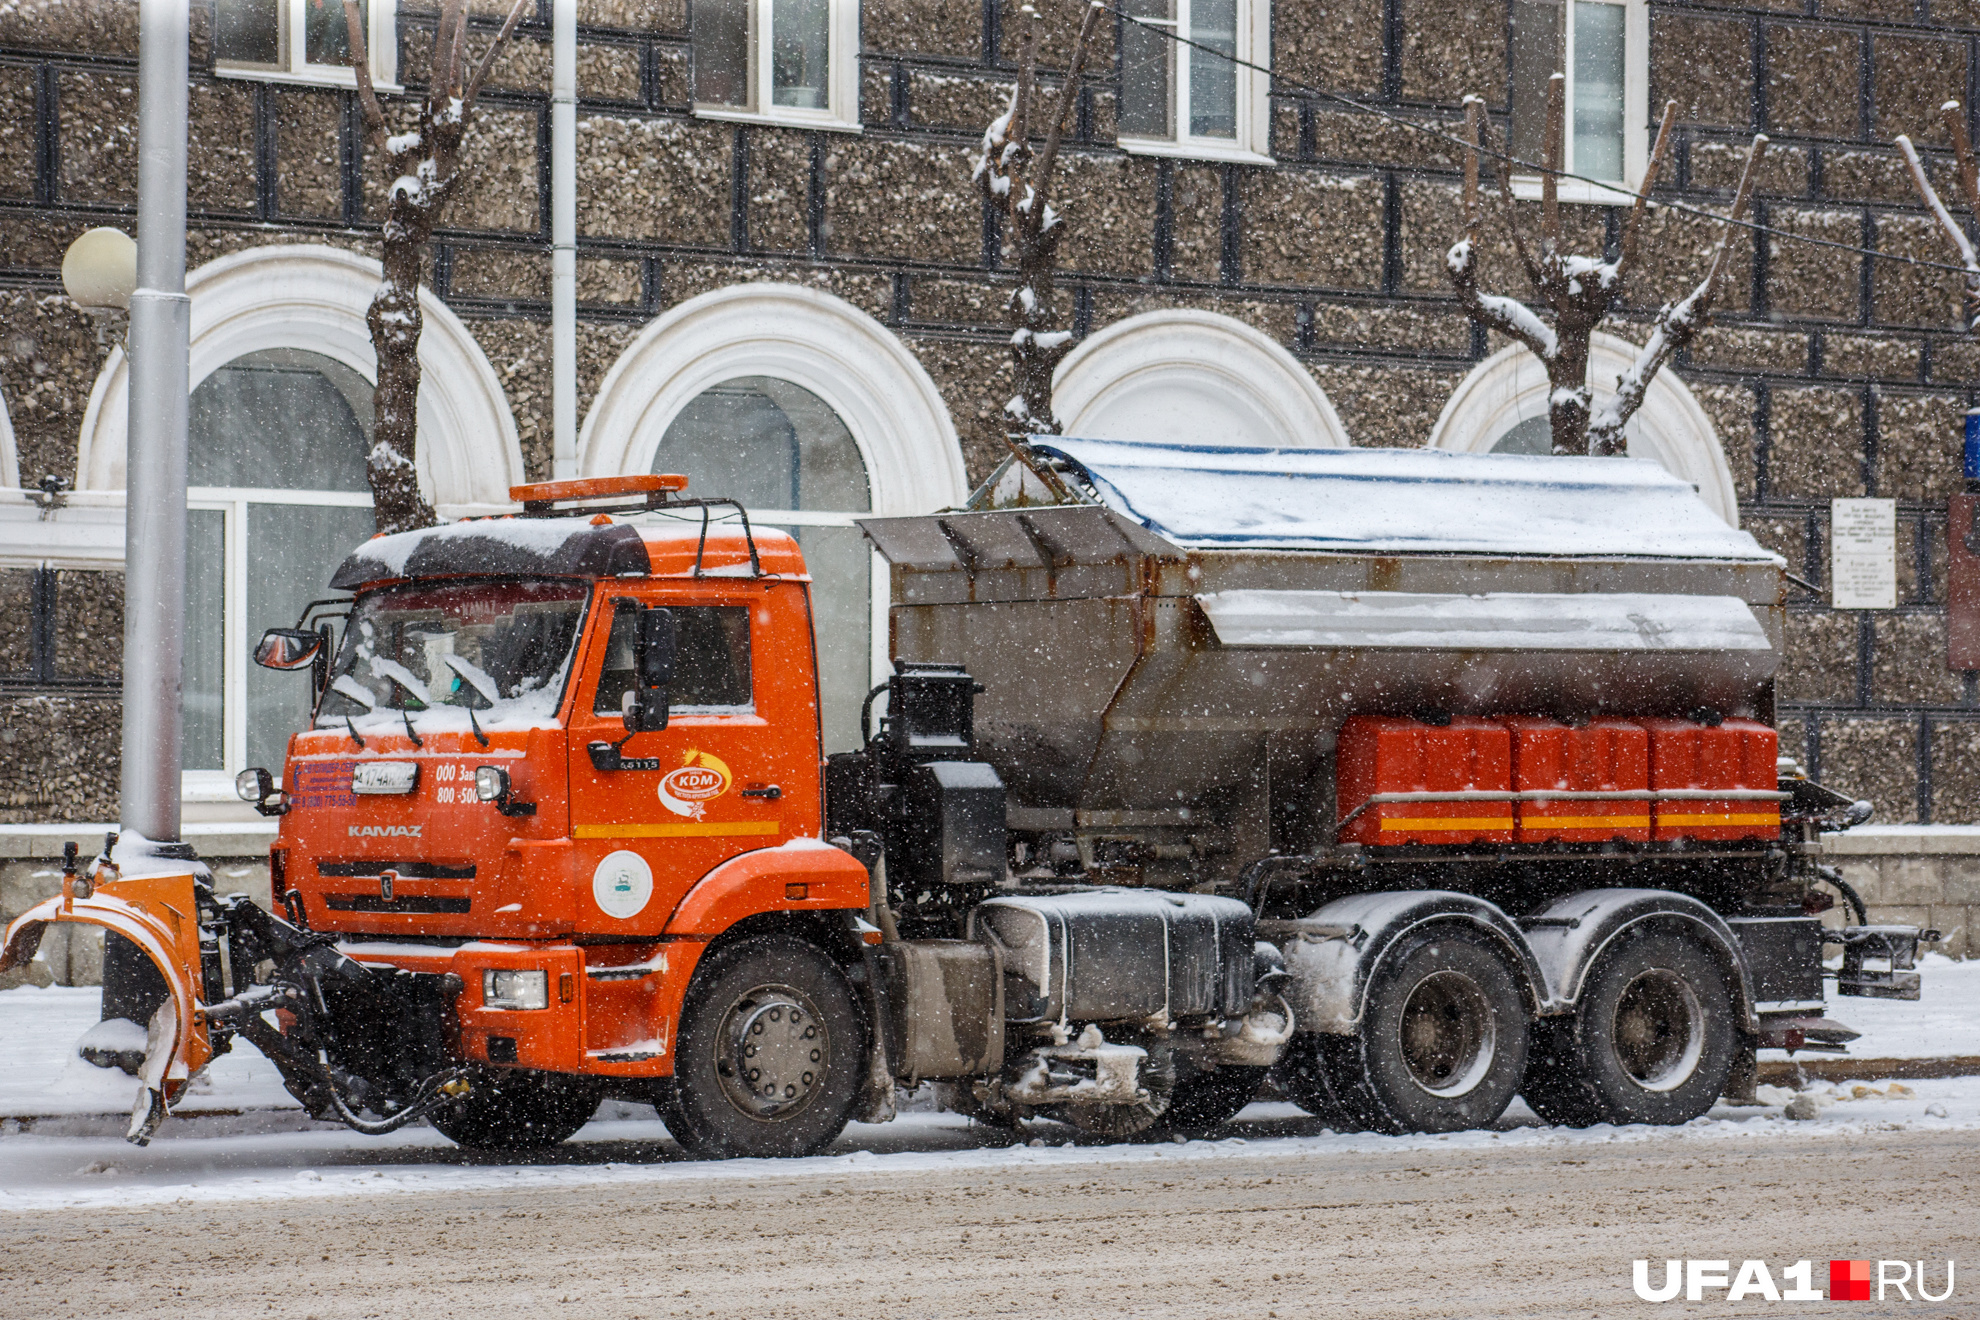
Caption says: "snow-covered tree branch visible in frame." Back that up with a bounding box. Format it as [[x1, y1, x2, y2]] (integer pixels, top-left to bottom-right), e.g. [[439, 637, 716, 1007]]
[[1586, 138, 1768, 456], [1894, 101, 1980, 334], [973, 1, 1103, 436], [1445, 82, 1768, 459], [342, 0, 531, 535]]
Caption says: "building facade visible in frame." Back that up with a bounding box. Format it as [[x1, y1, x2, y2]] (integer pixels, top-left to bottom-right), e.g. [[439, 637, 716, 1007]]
[[0, 0, 1977, 954]]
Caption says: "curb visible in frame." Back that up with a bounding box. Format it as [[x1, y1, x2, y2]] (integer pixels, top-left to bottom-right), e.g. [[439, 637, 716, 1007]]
[[1757, 1056, 1980, 1084]]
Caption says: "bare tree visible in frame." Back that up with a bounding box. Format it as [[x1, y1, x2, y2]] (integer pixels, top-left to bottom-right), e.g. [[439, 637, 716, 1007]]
[[1895, 100, 1980, 334], [342, 0, 530, 534], [973, 0, 1104, 436], [1446, 79, 1766, 456]]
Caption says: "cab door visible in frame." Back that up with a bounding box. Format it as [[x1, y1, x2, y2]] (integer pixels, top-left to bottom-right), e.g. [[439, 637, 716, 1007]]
[[565, 582, 814, 935]]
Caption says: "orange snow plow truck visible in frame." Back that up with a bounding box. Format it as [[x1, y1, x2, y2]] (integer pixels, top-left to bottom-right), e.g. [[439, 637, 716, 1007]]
[[0, 449, 1933, 1153]]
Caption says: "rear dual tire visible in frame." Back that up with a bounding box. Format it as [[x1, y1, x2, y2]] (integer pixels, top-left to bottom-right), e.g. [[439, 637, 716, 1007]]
[[1277, 929, 1529, 1134], [1521, 928, 1737, 1128]]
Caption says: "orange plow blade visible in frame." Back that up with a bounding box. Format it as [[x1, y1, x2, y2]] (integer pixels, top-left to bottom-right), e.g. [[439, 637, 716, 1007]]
[[0, 868, 213, 1144]]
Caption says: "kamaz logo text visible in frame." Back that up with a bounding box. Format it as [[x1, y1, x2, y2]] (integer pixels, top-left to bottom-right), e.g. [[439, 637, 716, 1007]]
[[1633, 1260, 1954, 1302], [347, 824, 423, 838]]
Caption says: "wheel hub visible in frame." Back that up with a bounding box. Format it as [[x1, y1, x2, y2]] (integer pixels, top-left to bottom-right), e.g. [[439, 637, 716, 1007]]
[[1612, 968, 1705, 1092], [713, 986, 830, 1121], [1397, 969, 1497, 1098]]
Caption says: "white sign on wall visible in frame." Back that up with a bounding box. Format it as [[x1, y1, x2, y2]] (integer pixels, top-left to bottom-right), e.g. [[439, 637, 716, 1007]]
[[1831, 498, 1897, 610]]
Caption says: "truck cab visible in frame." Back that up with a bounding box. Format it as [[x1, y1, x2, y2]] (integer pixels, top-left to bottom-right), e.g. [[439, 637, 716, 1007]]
[[245, 476, 875, 1152]]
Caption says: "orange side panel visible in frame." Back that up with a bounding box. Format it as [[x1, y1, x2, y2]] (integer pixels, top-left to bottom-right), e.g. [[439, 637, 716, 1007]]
[[1503, 716, 1650, 843], [1641, 717, 1780, 841], [1337, 716, 1513, 846], [663, 841, 870, 937]]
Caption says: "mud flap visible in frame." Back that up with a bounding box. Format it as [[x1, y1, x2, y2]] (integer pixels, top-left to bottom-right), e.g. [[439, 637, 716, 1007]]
[[0, 869, 213, 1143]]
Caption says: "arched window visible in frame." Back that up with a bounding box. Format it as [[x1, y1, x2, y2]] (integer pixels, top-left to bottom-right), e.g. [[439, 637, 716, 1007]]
[[1427, 333, 1739, 522], [1053, 309, 1349, 449], [581, 284, 967, 753], [75, 244, 525, 800], [186, 349, 375, 779], [655, 377, 871, 750]]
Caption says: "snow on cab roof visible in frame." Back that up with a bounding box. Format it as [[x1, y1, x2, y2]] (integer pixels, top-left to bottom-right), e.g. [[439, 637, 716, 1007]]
[[1029, 437, 1780, 563], [329, 514, 801, 589]]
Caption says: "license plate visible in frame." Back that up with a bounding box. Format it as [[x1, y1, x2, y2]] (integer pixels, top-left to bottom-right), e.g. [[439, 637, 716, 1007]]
[[351, 761, 420, 795]]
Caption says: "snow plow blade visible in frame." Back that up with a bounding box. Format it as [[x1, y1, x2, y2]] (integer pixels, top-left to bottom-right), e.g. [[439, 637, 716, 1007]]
[[0, 868, 214, 1144]]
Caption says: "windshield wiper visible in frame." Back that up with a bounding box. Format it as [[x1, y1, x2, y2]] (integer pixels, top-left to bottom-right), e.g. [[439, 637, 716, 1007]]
[[441, 654, 495, 749], [381, 673, 425, 749]]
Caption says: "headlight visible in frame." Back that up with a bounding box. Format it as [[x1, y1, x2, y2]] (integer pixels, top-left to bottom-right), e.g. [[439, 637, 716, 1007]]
[[483, 969, 548, 1011], [474, 766, 508, 802], [235, 767, 272, 803]]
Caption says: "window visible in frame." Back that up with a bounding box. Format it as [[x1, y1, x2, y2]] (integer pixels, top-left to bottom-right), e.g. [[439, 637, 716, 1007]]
[[653, 376, 871, 750], [321, 581, 590, 725], [595, 604, 753, 716], [1509, 0, 1646, 201], [185, 349, 377, 792], [691, 0, 859, 131], [1119, 0, 1271, 164], [214, 0, 398, 90]]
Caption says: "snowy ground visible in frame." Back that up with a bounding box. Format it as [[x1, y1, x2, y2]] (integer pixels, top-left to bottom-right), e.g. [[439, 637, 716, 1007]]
[[0, 956, 1974, 1214]]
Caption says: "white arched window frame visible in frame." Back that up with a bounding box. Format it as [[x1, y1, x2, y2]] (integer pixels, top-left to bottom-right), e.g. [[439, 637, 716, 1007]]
[[1053, 308, 1350, 449], [580, 283, 967, 713], [1426, 332, 1738, 523], [76, 244, 523, 796]]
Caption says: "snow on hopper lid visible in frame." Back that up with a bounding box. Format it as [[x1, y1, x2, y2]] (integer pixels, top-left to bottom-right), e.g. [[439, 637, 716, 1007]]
[[1029, 438, 1780, 563]]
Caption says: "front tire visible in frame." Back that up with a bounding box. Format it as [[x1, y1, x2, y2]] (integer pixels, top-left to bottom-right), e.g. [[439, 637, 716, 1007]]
[[428, 1067, 601, 1151], [1520, 927, 1737, 1127], [1330, 929, 1530, 1134], [670, 935, 865, 1160]]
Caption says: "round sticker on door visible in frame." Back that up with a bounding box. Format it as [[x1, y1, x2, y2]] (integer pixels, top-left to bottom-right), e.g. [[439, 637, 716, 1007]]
[[592, 850, 653, 920]]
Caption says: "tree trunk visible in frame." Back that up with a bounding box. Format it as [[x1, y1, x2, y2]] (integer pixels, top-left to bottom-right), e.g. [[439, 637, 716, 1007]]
[[368, 208, 438, 535]]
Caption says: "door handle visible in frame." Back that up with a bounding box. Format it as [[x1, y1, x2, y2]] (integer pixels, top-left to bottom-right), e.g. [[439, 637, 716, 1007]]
[[740, 785, 782, 800]]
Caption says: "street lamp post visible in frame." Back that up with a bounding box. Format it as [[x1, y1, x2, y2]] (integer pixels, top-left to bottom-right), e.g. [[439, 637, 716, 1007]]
[[57, 0, 195, 1059]]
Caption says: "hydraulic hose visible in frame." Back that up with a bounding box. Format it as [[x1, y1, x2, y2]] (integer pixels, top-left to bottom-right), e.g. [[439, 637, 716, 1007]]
[[321, 1062, 467, 1136], [1816, 864, 1870, 926]]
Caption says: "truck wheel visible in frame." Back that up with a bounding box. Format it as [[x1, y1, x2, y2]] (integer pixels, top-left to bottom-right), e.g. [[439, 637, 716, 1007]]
[[428, 1067, 601, 1151], [1272, 1035, 1362, 1131], [1335, 929, 1529, 1134], [669, 935, 865, 1160], [1163, 1064, 1267, 1135], [1527, 928, 1737, 1127]]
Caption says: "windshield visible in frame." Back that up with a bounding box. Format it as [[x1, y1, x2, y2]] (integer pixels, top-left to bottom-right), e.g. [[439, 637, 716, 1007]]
[[317, 580, 589, 729]]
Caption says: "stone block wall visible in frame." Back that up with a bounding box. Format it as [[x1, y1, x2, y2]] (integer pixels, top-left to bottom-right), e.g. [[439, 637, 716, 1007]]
[[0, 828, 274, 989], [1822, 828, 1980, 959], [1, 0, 1980, 822]]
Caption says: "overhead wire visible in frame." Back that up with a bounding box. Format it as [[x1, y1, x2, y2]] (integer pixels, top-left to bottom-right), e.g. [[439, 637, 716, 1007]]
[[1085, 0, 1976, 279]]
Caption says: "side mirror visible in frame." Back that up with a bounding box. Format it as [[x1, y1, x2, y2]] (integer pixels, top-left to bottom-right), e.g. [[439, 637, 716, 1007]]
[[624, 607, 674, 733], [255, 627, 322, 671], [637, 607, 675, 687]]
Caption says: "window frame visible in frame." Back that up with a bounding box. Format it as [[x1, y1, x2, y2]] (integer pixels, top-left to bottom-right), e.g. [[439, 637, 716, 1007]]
[[1509, 0, 1649, 205], [181, 485, 375, 801], [691, 0, 862, 134], [213, 0, 402, 93], [1116, 0, 1273, 167]]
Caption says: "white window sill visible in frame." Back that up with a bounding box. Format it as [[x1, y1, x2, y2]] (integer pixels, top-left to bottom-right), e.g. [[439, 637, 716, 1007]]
[[1509, 174, 1639, 207], [1117, 135, 1274, 167], [215, 63, 403, 94], [692, 103, 862, 134]]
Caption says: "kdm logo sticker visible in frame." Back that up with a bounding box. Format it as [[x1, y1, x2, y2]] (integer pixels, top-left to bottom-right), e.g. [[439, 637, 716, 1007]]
[[658, 749, 731, 819]]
